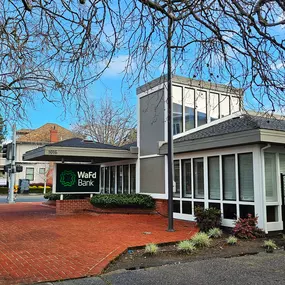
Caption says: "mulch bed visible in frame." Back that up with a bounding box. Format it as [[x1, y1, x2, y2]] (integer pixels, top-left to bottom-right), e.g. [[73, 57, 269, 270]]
[[105, 234, 285, 273]]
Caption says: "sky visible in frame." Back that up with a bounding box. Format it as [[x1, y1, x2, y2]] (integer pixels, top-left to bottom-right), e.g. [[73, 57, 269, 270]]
[[18, 58, 138, 133]]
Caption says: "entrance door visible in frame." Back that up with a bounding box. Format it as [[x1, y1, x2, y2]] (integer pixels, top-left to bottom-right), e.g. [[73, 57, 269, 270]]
[[280, 173, 285, 233]]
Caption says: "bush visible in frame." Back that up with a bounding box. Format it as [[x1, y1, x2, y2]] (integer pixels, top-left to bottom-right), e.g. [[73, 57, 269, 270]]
[[226, 236, 238, 245], [145, 243, 158, 254], [44, 193, 88, 200], [263, 240, 277, 252], [191, 232, 211, 248], [90, 194, 155, 209], [194, 207, 221, 232], [208, 228, 223, 238], [233, 214, 265, 239], [177, 240, 196, 253]]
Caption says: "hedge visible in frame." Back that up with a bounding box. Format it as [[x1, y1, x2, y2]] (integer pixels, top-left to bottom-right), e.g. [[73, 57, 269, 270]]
[[90, 194, 155, 209], [44, 193, 90, 200]]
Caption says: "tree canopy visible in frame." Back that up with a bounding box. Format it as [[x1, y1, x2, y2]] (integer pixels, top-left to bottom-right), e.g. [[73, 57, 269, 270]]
[[1, 0, 285, 119]]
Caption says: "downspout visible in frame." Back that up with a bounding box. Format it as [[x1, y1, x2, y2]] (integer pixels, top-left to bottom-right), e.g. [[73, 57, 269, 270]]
[[261, 143, 271, 234]]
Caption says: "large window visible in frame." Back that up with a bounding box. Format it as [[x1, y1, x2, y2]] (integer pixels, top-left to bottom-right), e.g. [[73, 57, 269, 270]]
[[209, 93, 219, 121], [220, 95, 230, 117], [194, 158, 204, 198], [173, 85, 183, 135], [102, 164, 136, 194], [196, 91, 207, 126], [238, 153, 254, 201], [26, 167, 34, 181], [174, 160, 180, 197], [130, 164, 136, 194], [185, 88, 195, 131], [110, 166, 115, 194], [39, 168, 45, 175], [222, 155, 236, 200], [123, 165, 129, 194], [265, 153, 277, 202], [208, 156, 220, 200], [182, 160, 192, 198]]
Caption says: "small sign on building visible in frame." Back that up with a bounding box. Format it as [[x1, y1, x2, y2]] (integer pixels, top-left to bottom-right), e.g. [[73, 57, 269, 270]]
[[55, 164, 100, 194]]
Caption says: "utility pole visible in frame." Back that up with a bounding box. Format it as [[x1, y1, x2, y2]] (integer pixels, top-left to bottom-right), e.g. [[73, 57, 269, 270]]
[[8, 124, 16, 204], [167, 1, 174, 232]]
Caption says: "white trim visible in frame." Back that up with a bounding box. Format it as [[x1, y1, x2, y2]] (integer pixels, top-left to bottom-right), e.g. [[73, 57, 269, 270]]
[[138, 84, 165, 98], [165, 155, 168, 199], [173, 111, 243, 140], [139, 154, 163, 159], [142, 193, 168, 199], [100, 159, 137, 167], [52, 164, 57, 194]]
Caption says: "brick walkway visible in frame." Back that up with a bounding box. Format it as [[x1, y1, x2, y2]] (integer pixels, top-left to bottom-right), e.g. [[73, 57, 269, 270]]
[[0, 203, 198, 285]]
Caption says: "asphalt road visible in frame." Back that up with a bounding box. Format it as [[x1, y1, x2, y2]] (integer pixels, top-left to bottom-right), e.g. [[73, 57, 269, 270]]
[[41, 251, 285, 285], [0, 194, 46, 204]]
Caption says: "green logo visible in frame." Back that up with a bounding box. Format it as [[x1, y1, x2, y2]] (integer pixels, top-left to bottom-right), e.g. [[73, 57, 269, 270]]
[[60, 170, 76, 187]]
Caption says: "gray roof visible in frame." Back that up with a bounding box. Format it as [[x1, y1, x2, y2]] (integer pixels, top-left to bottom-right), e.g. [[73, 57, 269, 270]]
[[121, 141, 137, 150], [175, 114, 285, 143], [46, 138, 126, 150]]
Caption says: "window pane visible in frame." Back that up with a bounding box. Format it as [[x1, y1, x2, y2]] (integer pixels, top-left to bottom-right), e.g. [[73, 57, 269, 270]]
[[223, 204, 237, 219], [209, 92, 219, 121], [279, 154, 285, 174], [174, 160, 180, 197], [123, 165, 129, 194], [110, 166, 115, 194], [208, 156, 220, 200], [239, 205, 255, 219], [209, 203, 220, 210], [194, 158, 204, 198], [130, 164, 136, 194], [238, 153, 254, 201], [39, 168, 45, 174], [185, 88, 195, 131], [100, 168, 105, 193], [231, 96, 240, 113], [265, 153, 277, 202], [223, 155, 236, 200], [173, 85, 183, 135], [220, 95, 230, 117], [267, 206, 278, 222], [105, 167, 110, 194], [117, 166, 123, 194], [173, 200, 180, 213], [26, 168, 34, 181], [182, 201, 192, 214], [196, 90, 207, 126], [182, 160, 192, 198]]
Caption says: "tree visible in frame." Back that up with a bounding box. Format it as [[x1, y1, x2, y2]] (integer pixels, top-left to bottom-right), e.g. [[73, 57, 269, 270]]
[[1, 1, 285, 119], [72, 97, 136, 146]]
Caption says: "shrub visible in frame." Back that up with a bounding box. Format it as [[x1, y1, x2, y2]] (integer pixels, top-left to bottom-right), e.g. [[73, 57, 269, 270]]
[[145, 243, 158, 254], [194, 207, 221, 232], [226, 236, 238, 245], [177, 240, 196, 253], [233, 214, 265, 239], [44, 193, 87, 200], [208, 228, 223, 238], [263, 240, 277, 252], [90, 194, 155, 209], [191, 232, 211, 248]]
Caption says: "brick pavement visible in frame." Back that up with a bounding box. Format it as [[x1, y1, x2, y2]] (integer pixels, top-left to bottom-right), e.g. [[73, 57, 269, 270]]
[[0, 202, 198, 285]]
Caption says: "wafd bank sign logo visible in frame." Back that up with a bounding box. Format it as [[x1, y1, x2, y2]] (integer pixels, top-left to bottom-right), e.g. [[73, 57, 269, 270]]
[[56, 164, 100, 193]]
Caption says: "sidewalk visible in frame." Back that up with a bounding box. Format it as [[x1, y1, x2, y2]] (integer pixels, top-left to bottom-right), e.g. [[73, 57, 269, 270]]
[[0, 203, 197, 285]]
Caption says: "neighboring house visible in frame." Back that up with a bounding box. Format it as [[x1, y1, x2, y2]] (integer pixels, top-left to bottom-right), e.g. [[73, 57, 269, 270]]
[[7, 123, 78, 186], [23, 75, 285, 233]]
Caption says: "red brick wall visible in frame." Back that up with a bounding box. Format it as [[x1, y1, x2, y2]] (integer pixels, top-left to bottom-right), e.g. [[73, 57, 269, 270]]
[[155, 199, 168, 217], [56, 199, 94, 214], [56, 198, 169, 216]]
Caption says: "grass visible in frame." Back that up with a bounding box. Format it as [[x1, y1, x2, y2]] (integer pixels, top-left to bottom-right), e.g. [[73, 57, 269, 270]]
[[208, 228, 223, 238], [177, 240, 196, 253], [191, 232, 211, 248], [144, 243, 158, 255], [226, 236, 238, 245]]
